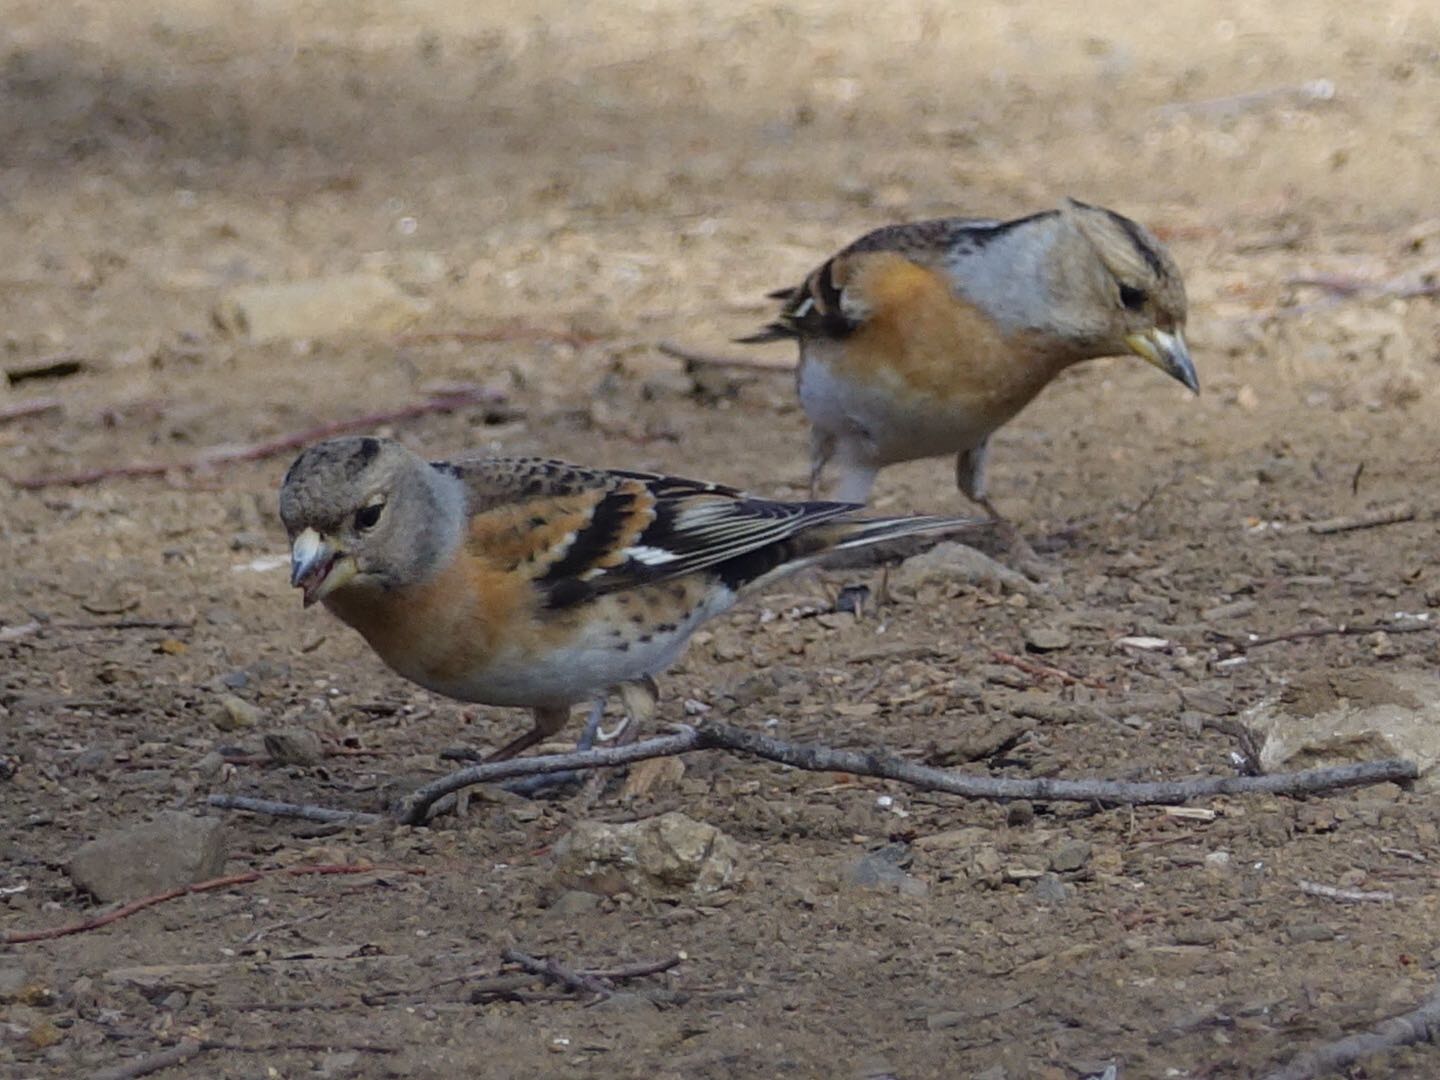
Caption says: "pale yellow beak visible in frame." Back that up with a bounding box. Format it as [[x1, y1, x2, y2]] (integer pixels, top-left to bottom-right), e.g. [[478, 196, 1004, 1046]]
[[289, 527, 358, 608], [1125, 327, 1198, 393]]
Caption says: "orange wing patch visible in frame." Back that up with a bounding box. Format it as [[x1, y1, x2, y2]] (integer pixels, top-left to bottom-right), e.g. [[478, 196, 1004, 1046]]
[[831, 251, 1056, 406]]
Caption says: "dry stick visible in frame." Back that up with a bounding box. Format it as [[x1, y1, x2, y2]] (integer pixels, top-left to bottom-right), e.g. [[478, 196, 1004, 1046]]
[[1263, 979, 1440, 1080], [395, 721, 1417, 826], [1308, 504, 1415, 534], [502, 948, 611, 999], [989, 648, 1108, 690], [397, 326, 597, 350], [3, 863, 423, 944], [0, 397, 62, 424], [1229, 621, 1438, 653], [1298, 879, 1396, 903], [11, 388, 505, 490], [1287, 273, 1440, 301], [656, 339, 795, 373], [207, 794, 383, 825], [91, 1038, 206, 1080]]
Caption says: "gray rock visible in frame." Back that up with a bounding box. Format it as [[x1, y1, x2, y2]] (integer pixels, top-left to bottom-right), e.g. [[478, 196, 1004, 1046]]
[[846, 844, 928, 897], [1024, 625, 1072, 651], [69, 813, 228, 902], [1032, 872, 1071, 904], [551, 812, 742, 898], [214, 693, 263, 732], [1050, 840, 1092, 873], [263, 727, 324, 766], [892, 542, 1035, 595]]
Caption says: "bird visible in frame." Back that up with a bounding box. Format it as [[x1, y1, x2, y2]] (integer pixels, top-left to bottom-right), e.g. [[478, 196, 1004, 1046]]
[[278, 436, 976, 761], [741, 198, 1197, 517]]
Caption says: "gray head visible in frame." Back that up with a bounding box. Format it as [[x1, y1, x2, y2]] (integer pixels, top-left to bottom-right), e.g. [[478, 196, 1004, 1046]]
[[1043, 199, 1195, 390], [278, 436, 464, 607]]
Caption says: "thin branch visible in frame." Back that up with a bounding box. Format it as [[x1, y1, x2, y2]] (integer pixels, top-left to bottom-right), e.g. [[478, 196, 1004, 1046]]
[[502, 949, 611, 1000], [91, 1039, 206, 1080], [1298, 879, 1395, 903], [989, 648, 1108, 690], [1263, 979, 1440, 1080], [656, 339, 795, 373], [3, 864, 423, 944], [1225, 621, 1438, 653], [0, 397, 62, 424], [1307, 504, 1415, 535], [397, 325, 598, 350], [393, 720, 1416, 826], [206, 794, 383, 825], [11, 388, 505, 490], [1286, 273, 1440, 301]]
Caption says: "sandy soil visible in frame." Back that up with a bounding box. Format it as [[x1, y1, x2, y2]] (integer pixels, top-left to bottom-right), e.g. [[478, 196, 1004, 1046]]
[[4, 1, 1440, 1076]]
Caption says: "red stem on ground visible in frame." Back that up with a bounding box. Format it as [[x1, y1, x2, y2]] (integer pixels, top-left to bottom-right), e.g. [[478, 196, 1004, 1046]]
[[2, 864, 425, 944]]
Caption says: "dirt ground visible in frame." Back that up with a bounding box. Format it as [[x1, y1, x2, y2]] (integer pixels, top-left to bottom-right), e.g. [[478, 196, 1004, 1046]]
[[4, 1, 1440, 1077]]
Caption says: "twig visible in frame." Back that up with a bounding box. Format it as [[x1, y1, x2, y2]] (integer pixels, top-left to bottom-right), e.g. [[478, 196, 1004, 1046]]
[[394, 720, 1416, 826], [1154, 80, 1336, 122], [0, 397, 62, 424], [91, 1039, 205, 1080], [989, 648, 1108, 690], [52, 619, 195, 632], [206, 794, 383, 825], [11, 388, 505, 490], [93, 1039, 397, 1080], [6, 354, 85, 384], [656, 339, 794, 373], [1226, 621, 1437, 653], [3, 863, 422, 944], [1287, 273, 1440, 301], [1298, 879, 1395, 903], [502, 948, 611, 999], [1264, 979, 1440, 1080], [397, 326, 598, 350], [1307, 504, 1415, 534]]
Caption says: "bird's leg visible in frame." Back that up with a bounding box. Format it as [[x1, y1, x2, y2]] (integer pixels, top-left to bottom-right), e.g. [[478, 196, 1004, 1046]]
[[955, 444, 1053, 581], [501, 698, 606, 798], [808, 429, 836, 500], [832, 460, 879, 505], [602, 676, 658, 747], [485, 704, 571, 762]]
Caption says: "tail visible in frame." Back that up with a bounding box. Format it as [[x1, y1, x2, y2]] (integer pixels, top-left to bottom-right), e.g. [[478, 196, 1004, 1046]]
[[827, 514, 984, 552], [734, 322, 797, 344], [734, 286, 802, 345], [729, 512, 984, 594]]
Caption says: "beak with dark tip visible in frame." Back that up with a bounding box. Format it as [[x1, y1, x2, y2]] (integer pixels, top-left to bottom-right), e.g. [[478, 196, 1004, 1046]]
[[1125, 327, 1199, 394], [290, 527, 352, 608]]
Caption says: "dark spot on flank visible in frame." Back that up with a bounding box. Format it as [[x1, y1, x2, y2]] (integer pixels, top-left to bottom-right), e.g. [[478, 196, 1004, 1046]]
[[638, 634, 653, 645], [530, 516, 546, 528], [670, 585, 687, 600], [616, 642, 630, 652], [431, 461, 462, 477], [524, 479, 544, 495], [657, 623, 677, 634]]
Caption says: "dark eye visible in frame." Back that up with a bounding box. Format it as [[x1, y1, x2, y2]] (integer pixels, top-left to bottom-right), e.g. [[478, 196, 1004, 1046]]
[[354, 503, 384, 531], [1119, 284, 1148, 311]]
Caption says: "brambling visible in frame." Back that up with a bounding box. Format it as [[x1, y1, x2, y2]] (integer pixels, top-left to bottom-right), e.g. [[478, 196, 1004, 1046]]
[[742, 198, 1198, 513], [278, 436, 975, 760]]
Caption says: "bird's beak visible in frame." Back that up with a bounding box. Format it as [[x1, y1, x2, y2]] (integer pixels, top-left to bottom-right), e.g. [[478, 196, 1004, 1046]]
[[1125, 327, 1199, 394], [289, 528, 356, 608]]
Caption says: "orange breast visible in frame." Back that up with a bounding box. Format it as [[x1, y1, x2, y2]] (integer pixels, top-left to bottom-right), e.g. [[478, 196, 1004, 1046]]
[[833, 252, 1063, 413]]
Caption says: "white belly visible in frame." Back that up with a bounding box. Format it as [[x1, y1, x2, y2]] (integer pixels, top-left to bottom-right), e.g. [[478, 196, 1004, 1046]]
[[798, 347, 996, 466]]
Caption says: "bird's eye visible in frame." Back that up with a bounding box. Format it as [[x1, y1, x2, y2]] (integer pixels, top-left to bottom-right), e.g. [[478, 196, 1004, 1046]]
[[1118, 284, 1148, 311], [354, 502, 384, 531]]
